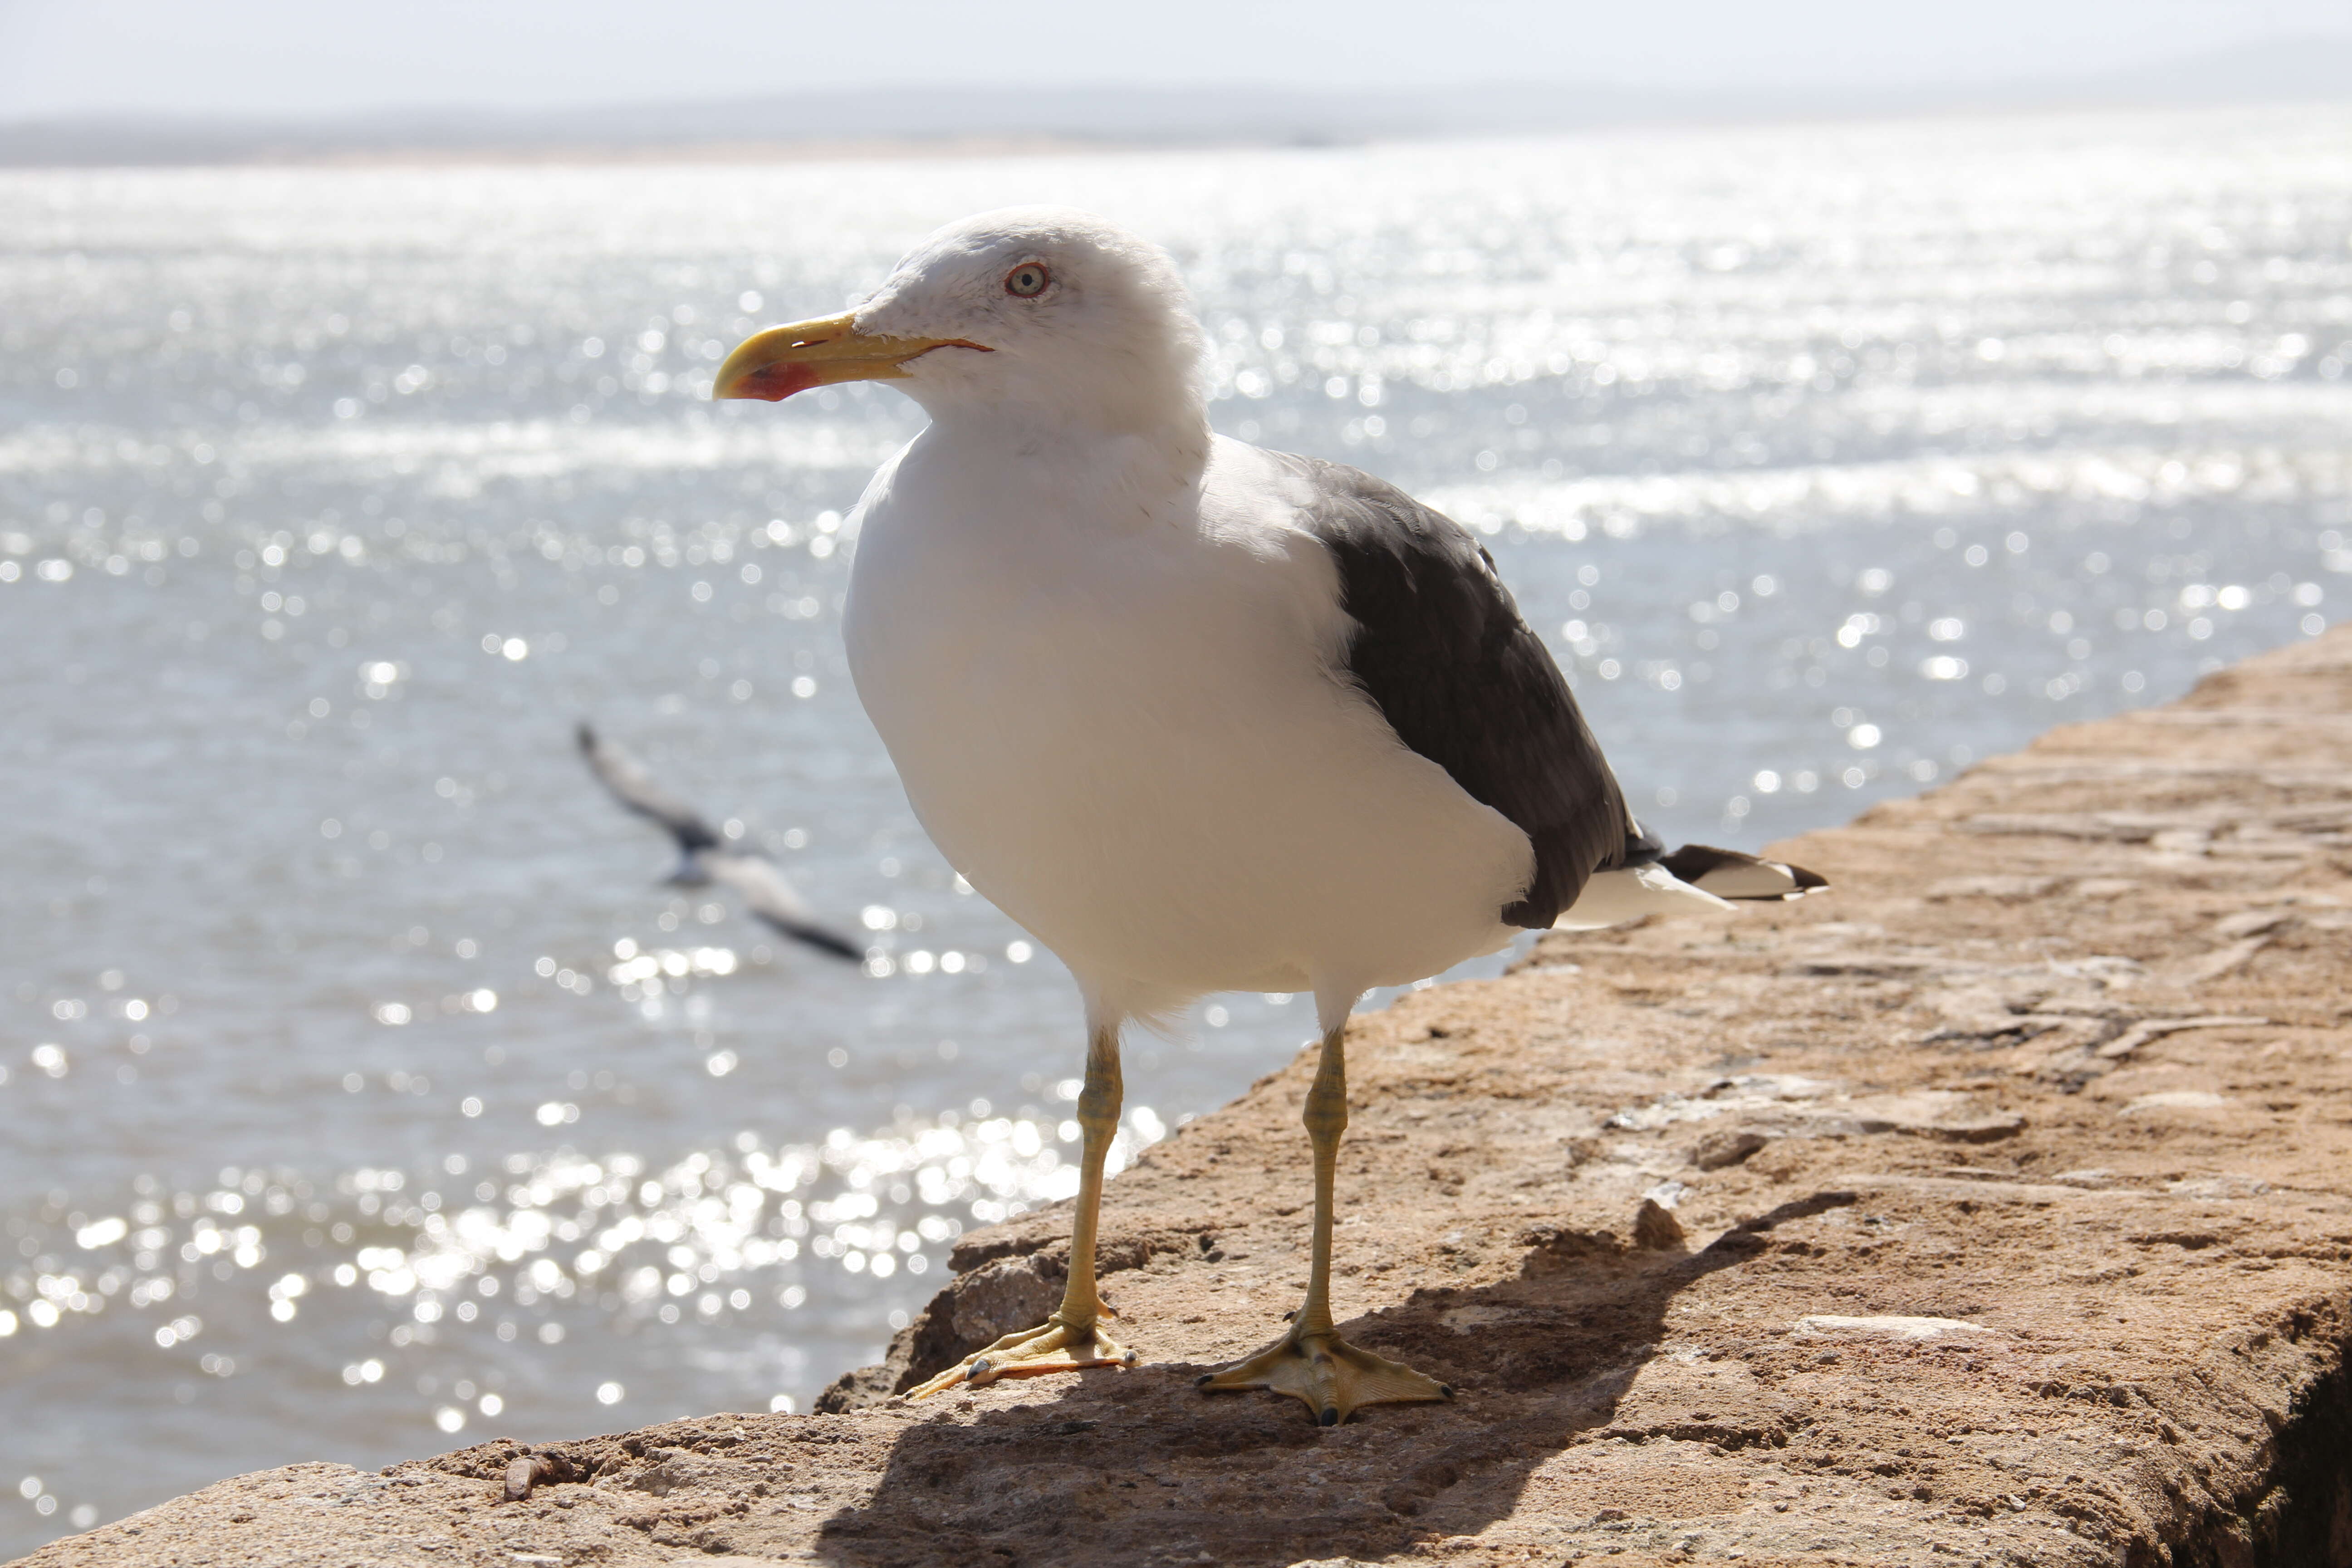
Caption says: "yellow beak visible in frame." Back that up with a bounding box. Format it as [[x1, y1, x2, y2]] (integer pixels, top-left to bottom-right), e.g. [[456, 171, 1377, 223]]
[[710, 312, 990, 402]]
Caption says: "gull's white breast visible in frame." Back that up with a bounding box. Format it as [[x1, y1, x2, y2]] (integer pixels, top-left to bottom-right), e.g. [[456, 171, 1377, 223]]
[[843, 431, 1531, 1009]]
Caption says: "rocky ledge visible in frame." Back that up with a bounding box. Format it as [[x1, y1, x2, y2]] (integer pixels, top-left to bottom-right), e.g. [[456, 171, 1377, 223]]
[[20, 628, 2352, 1568]]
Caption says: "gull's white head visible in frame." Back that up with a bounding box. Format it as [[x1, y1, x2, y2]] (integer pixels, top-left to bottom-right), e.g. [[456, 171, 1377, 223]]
[[715, 207, 1207, 446]]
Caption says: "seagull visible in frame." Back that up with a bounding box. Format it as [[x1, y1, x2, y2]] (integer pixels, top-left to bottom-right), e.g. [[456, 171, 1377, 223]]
[[576, 722, 862, 962], [713, 209, 1823, 1425]]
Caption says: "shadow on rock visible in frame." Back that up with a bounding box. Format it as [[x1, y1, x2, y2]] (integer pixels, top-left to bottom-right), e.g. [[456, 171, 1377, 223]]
[[813, 1191, 1856, 1568]]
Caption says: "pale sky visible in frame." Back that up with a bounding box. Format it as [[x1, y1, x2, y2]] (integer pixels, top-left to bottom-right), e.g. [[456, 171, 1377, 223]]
[[2, 0, 2346, 118]]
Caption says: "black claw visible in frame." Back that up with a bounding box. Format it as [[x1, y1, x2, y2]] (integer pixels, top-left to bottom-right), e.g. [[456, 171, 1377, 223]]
[[1318, 1406, 1339, 1426], [1195, 1373, 1214, 1388], [1440, 1384, 1456, 1398]]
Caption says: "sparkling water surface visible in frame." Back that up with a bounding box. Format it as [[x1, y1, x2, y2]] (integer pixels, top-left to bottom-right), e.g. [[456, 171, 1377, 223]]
[[2, 105, 2347, 1551]]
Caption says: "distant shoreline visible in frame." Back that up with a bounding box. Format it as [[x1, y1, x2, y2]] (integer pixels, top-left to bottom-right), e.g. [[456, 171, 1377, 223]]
[[3, 99, 2348, 172], [127, 134, 1136, 169], [2, 59, 2346, 171]]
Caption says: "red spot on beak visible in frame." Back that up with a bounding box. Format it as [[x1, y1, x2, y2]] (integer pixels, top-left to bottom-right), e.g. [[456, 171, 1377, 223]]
[[733, 363, 822, 402]]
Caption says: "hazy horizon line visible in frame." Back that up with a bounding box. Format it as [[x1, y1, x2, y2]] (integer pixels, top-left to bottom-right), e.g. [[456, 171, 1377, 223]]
[[3, 34, 2346, 168]]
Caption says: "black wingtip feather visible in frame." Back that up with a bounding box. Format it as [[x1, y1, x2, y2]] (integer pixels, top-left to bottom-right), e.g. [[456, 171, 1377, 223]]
[[1658, 843, 1828, 899], [760, 917, 864, 963]]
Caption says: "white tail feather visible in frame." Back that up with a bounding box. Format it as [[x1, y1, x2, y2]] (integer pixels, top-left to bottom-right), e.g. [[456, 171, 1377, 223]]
[[1551, 863, 1734, 931]]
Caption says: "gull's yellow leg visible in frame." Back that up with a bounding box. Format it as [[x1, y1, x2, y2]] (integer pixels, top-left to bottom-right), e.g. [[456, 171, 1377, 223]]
[[1198, 1021, 1451, 1425], [907, 1021, 1139, 1397]]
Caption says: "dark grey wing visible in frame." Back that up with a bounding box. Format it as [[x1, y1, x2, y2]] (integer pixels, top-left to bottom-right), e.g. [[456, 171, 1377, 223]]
[[576, 722, 721, 854], [702, 853, 864, 961], [1279, 452, 1632, 928]]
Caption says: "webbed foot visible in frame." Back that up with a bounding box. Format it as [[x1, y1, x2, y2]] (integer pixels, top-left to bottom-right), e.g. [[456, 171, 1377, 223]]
[[1196, 1328, 1451, 1425], [905, 1312, 1138, 1400]]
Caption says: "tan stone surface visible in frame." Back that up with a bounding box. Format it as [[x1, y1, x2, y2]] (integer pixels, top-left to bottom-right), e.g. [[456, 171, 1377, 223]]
[[20, 628, 2352, 1568]]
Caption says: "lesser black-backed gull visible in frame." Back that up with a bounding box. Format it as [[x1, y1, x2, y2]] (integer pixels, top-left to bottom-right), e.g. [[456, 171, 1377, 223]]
[[713, 208, 1823, 1424]]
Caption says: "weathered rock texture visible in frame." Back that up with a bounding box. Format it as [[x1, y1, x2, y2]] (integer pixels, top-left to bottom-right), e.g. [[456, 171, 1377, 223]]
[[20, 629, 2352, 1566]]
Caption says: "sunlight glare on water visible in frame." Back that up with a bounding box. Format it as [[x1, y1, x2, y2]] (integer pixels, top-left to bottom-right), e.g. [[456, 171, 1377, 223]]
[[1, 105, 2347, 1551]]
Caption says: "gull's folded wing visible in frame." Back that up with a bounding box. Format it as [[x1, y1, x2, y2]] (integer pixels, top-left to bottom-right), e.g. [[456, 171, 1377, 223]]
[[1282, 453, 1633, 928]]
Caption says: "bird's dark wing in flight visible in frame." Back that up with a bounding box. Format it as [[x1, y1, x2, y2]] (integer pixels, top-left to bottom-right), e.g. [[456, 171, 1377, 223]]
[[577, 722, 721, 854], [702, 853, 864, 961]]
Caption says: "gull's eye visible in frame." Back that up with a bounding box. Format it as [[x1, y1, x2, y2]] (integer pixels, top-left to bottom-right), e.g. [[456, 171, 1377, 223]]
[[1004, 262, 1050, 299]]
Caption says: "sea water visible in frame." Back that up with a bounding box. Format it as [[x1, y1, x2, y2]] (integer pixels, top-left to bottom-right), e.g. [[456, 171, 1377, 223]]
[[0, 105, 2345, 1550]]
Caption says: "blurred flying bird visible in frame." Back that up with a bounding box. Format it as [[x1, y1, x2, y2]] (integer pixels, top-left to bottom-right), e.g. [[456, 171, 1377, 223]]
[[711, 207, 1823, 1424], [576, 722, 862, 961]]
